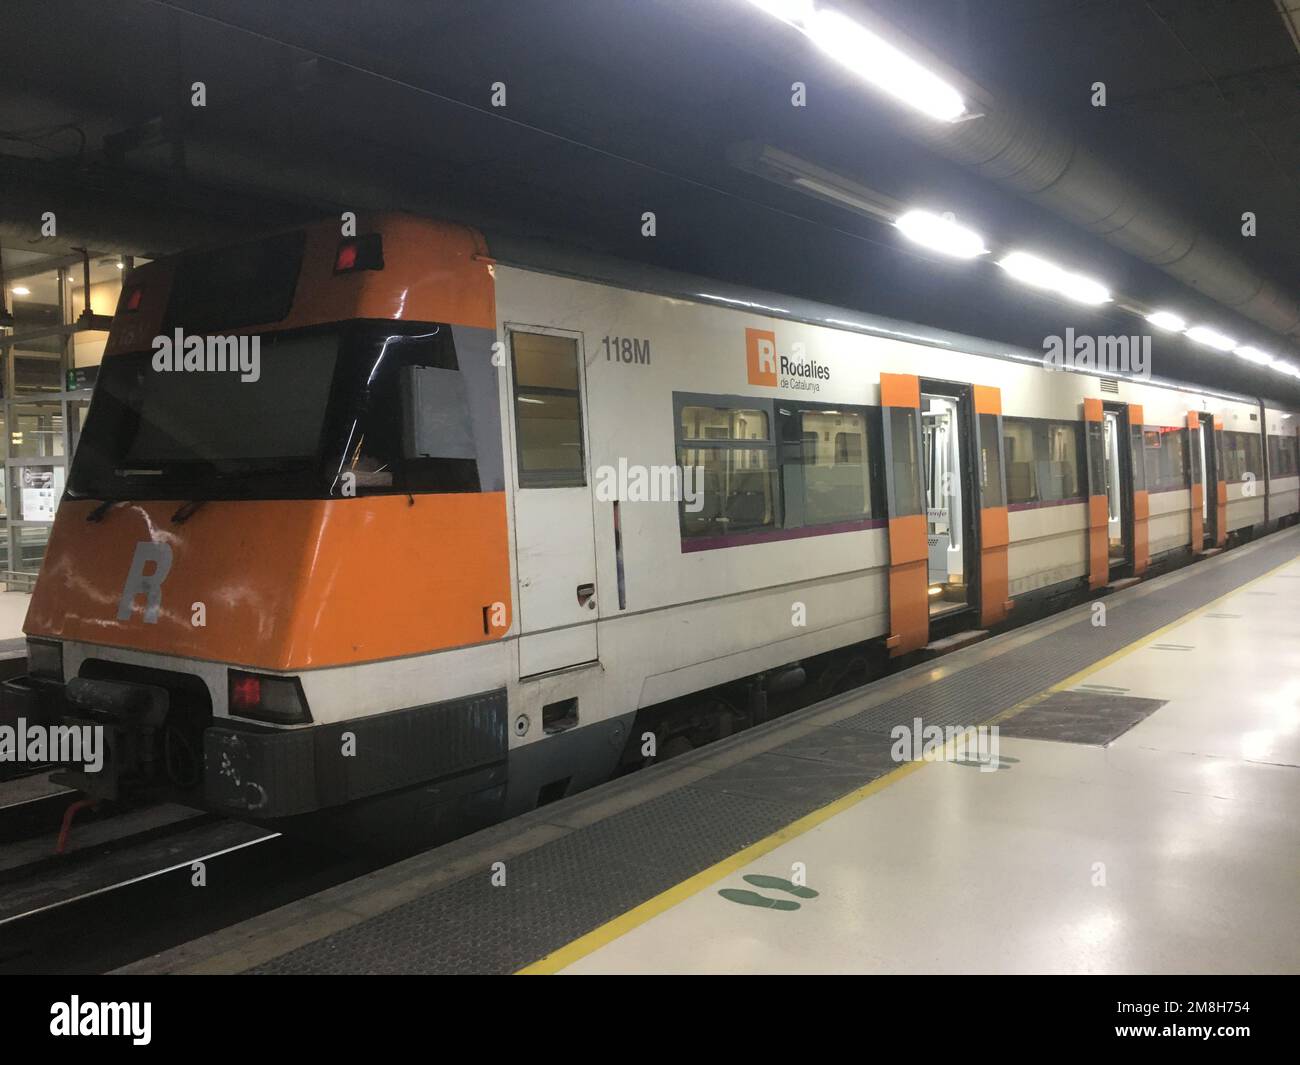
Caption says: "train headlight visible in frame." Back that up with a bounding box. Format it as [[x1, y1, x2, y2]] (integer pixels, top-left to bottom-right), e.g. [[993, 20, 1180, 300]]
[[227, 670, 312, 725], [26, 638, 63, 681]]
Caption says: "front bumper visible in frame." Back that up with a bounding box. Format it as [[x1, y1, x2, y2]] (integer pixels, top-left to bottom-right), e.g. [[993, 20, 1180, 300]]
[[2, 673, 509, 818]]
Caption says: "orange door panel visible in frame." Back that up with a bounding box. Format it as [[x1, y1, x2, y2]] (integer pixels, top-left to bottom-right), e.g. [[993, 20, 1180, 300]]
[[974, 385, 1010, 626], [1214, 417, 1227, 547], [1130, 404, 1150, 576], [1083, 399, 1108, 589], [880, 372, 928, 656]]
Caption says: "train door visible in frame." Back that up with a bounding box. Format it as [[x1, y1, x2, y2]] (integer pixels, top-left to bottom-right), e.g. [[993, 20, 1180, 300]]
[[920, 379, 1009, 634], [972, 385, 1010, 628], [1206, 416, 1216, 548], [1101, 403, 1134, 572], [921, 385, 972, 619], [506, 327, 601, 676], [1193, 411, 1221, 548], [1128, 405, 1150, 575], [1082, 399, 1108, 588], [880, 373, 929, 655]]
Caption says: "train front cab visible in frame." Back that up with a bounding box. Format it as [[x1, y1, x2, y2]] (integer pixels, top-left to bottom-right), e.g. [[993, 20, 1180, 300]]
[[5, 215, 521, 842]]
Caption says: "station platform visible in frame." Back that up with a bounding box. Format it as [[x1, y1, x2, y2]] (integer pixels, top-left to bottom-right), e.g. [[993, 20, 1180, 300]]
[[124, 527, 1300, 975]]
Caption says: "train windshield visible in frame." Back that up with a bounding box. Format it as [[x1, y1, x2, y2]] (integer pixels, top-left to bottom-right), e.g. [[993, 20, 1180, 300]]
[[67, 320, 479, 501]]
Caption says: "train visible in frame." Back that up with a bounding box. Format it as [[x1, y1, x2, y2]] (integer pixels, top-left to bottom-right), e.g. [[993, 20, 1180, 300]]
[[6, 213, 1298, 844]]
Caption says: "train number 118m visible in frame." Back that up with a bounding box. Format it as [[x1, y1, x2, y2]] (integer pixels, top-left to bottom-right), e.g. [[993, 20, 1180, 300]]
[[602, 335, 651, 365]]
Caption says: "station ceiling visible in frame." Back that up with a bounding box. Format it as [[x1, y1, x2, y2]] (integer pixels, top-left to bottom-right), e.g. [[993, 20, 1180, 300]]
[[2, 0, 1298, 402]]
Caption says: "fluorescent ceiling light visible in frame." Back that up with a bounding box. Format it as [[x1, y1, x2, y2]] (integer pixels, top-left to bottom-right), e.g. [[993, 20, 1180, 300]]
[[1271, 360, 1300, 378], [997, 251, 1062, 290], [1056, 272, 1111, 305], [1146, 310, 1186, 332], [1185, 325, 1236, 352], [997, 251, 1110, 304], [1233, 345, 1275, 367], [895, 209, 987, 258], [791, 175, 885, 215], [805, 9, 967, 121], [11, 286, 30, 296], [746, 0, 815, 26]]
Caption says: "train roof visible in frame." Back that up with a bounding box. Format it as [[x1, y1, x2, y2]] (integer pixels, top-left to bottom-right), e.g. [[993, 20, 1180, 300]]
[[485, 230, 1274, 411]]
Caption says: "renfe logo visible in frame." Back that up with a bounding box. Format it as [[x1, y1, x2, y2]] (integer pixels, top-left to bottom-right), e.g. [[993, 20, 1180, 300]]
[[746, 327, 778, 386], [744, 327, 830, 393]]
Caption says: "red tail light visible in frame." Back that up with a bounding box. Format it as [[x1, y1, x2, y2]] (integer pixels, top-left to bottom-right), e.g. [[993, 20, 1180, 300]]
[[123, 286, 143, 311], [334, 243, 357, 272], [228, 670, 311, 724], [230, 673, 261, 710], [333, 234, 384, 274]]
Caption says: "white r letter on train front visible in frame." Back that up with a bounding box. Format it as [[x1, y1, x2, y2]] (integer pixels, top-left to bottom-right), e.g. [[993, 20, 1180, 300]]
[[117, 541, 173, 624]]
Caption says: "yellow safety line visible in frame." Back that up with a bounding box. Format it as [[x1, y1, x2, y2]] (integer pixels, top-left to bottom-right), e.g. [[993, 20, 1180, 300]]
[[516, 757, 929, 974], [517, 546, 1299, 975]]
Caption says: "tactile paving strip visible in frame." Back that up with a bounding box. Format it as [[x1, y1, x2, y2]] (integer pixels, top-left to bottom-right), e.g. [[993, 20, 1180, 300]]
[[251, 530, 1299, 974]]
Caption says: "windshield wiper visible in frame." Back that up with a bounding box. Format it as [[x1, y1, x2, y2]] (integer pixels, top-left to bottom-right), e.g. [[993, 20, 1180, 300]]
[[87, 499, 122, 523], [168, 466, 314, 523], [171, 500, 206, 524]]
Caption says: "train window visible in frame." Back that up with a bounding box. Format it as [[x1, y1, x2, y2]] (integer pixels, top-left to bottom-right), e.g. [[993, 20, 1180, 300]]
[[886, 407, 923, 516], [675, 397, 778, 539], [1046, 423, 1084, 500], [1002, 418, 1086, 506], [511, 332, 586, 488], [778, 406, 877, 526], [164, 230, 306, 333], [1085, 420, 1106, 496], [1129, 424, 1147, 493], [337, 323, 477, 495], [1002, 419, 1037, 505], [1221, 431, 1263, 483], [978, 413, 1004, 507], [69, 320, 477, 501], [1268, 434, 1299, 477], [680, 406, 769, 442], [1143, 427, 1189, 492], [678, 447, 778, 536]]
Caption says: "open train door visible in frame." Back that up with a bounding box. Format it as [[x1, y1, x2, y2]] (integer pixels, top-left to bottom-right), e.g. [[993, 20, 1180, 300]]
[[1082, 399, 1109, 589], [1128, 404, 1150, 575], [1187, 410, 1205, 553], [973, 386, 1010, 626], [880, 373, 928, 656]]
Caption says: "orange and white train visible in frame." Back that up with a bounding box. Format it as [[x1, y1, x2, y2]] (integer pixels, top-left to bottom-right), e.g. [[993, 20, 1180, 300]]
[[8, 214, 1299, 838]]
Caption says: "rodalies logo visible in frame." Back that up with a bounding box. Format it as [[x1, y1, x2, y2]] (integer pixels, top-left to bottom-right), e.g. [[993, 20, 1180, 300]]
[[745, 327, 830, 393]]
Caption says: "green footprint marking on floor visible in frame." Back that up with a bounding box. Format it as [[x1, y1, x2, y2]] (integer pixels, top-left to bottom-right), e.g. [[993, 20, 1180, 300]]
[[718, 889, 801, 910], [953, 755, 1019, 770], [742, 874, 819, 899], [718, 875, 820, 910]]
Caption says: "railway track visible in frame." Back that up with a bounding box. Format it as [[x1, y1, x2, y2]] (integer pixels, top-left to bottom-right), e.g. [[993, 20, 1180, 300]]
[[0, 782, 382, 973]]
